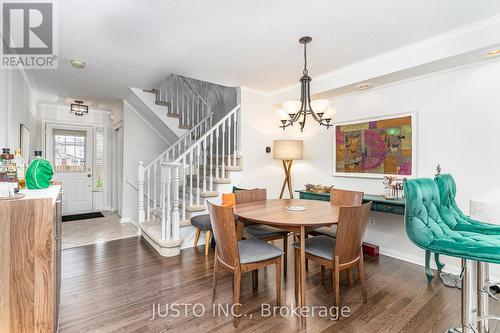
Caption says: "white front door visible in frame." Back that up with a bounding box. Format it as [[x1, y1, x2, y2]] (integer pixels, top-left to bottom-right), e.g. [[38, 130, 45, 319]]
[[46, 124, 93, 215]]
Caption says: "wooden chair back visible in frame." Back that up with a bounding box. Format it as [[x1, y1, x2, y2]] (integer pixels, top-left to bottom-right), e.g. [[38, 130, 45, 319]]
[[235, 189, 267, 204], [334, 202, 372, 264], [331, 188, 364, 206], [207, 201, 240, 268]]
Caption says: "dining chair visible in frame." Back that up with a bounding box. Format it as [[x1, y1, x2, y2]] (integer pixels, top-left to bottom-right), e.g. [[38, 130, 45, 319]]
[[292, 202, 372, 306], [191, 214, 213, 256], [208, 201, 282, 326], [235, 189, 290, 277], [310, 188, 364, 238]]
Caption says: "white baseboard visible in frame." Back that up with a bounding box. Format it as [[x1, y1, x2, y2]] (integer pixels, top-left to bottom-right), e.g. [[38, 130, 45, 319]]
[[379, 246, 500, 282]]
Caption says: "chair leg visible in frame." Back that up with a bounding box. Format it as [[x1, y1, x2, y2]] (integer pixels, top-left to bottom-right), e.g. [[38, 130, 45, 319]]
[[333, 257, 340, 307], [321, 265, 326, 284], [305, 234, 309, 271], [435, 253, 445, 272], [283, 235, 288, 277], [425, 250, 434, 283], [252, 269, 258, 290], [276, 257, 282, 307], [233, 270, 242, 327], [359, 254, 367, 303], [194, 228, 201, 247], [294, 248, 299, 303], [212, 251, 219, 303], [347, 269, 354, 287], [205, 230, 211, 256]]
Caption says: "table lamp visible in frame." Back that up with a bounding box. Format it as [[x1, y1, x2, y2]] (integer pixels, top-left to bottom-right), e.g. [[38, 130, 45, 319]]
[[273, 140, 303, 199]]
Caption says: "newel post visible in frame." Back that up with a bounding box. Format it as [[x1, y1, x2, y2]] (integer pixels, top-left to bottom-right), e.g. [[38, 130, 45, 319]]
[[138, 161, 145, 223], [170, 163, 181, 241]]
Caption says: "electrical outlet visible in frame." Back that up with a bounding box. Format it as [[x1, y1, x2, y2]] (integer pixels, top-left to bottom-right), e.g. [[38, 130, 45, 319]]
[[369, 217, 375, 225]]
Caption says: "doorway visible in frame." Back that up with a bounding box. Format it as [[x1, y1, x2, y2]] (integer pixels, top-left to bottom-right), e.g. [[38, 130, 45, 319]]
[[46, 124, 94, 215]]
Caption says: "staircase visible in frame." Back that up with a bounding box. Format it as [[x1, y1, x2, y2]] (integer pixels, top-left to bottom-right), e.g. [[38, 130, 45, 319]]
[[137, 74, 242, 256]]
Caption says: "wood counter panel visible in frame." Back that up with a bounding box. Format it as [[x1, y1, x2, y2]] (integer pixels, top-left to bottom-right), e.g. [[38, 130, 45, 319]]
[[0, 197, 59, 333]]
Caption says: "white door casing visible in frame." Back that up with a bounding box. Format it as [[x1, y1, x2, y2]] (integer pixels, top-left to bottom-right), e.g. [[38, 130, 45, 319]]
[[45, 123, 94, 215]]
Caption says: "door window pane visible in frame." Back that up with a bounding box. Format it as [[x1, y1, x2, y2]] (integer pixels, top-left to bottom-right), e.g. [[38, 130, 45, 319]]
[[53, 131, 86, 172], [94, 127, 104, 190]]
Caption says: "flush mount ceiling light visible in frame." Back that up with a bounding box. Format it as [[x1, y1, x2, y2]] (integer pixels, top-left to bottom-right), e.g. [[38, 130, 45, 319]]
[[486, 49, 500, 56], [70, 59, 86, 69], [70, 100, 88, 116], [278, 36, 336, 132], [355, 82, 373, 90]]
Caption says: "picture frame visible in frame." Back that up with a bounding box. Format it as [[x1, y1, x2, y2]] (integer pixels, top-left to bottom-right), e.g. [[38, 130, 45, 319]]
[[333, 112, 417, 179], [20, 123, 31, 164]]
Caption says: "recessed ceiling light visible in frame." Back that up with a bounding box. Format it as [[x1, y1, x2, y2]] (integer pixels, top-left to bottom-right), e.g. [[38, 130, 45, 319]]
[[70, 59, 86, 69], [486, 49, 500, 56], [355, 82, 373, 90]]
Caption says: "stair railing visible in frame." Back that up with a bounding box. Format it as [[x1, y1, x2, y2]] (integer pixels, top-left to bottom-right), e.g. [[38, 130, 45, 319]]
[[164, 74, 211, 131], [137, 75, 213, 225], [153, 104, 241, 242]]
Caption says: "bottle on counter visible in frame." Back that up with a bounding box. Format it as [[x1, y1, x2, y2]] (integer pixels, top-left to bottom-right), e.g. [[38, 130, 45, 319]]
[[14, 149, 26, 189], [0, 148, 17, 184]]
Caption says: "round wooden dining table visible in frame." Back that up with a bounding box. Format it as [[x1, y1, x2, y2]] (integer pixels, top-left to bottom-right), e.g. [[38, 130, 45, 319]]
[[234, 199, 339, 328]]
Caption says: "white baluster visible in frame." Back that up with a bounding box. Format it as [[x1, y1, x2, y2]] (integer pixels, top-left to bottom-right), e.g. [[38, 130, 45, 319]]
[[203, 138, 207, 194], [228, 116, 232, 167], [166, 166, 171, 240], [153, 163, 157, 209], [221, 120, 226, 178], [161, 166, 167, 240], [171, 163, 181, 241], [233, 109, 238, 166], [215, 127, 219, 179], [189, 149, 193, 207], [147, 168, 151, 221], [210, 131, 214, 192], [196, 144, 201, 206], [138, 161, 145, 223], [182, 157, 186, 222]]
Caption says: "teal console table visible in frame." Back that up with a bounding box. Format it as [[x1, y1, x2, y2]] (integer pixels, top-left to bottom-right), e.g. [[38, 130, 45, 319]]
[[296, 190, 405, 215], [296, 190, 406, 257]]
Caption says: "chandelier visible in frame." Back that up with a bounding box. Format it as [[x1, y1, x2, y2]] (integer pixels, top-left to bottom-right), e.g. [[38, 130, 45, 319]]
[[278, 36, 336, 131], [70, 100, 88, 116]]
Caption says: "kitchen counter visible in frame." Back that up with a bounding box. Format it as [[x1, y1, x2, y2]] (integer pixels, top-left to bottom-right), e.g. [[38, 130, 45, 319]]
[[19, 185, 61, 205]]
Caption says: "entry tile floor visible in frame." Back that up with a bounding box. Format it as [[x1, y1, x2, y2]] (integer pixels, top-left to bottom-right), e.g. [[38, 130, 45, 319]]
[[62, 211, 138, 249]]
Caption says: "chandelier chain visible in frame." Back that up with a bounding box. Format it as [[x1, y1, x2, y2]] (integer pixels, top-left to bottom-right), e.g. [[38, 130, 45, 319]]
[[303, 42, 308, 76]]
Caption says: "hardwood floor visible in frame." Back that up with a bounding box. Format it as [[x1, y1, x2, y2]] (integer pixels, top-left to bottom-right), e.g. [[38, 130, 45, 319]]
[[60, 237, 500, 332]]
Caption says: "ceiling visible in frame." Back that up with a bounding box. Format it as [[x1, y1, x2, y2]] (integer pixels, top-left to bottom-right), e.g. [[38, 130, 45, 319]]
[[29, 0, 500, 109]]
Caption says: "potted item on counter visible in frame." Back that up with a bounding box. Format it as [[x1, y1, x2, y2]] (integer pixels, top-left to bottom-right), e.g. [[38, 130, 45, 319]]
[[26, 150, 54, 190]]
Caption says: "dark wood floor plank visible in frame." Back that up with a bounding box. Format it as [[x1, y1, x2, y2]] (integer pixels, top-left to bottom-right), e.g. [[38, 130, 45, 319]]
[[59, 237, 499, 332]]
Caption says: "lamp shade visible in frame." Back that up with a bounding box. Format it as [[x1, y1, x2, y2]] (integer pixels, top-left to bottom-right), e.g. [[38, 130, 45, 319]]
[[273, 140, 303, 160]]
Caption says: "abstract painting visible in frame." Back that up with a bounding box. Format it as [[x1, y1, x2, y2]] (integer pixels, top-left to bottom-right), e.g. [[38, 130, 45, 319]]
[[334, 113, 416, 178]]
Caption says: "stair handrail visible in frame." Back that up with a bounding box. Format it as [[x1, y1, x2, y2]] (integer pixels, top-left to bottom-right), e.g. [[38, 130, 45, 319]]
[[165, 104, 240, 165], [145, 111, 214, 170], [180, 76, 209, 108]]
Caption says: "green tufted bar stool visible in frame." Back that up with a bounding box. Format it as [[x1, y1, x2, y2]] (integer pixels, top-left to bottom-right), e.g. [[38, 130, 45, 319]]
[[416, 174, 500, 283], [404, 178, 500, 333], [435, 174, 500, 235]]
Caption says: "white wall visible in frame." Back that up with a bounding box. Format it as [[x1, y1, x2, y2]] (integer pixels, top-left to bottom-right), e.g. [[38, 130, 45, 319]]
[[240, 59, 500, 278], [120, 100, 170, 225], [37, 103, 113, 210], [0, 68, 37, 156]]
